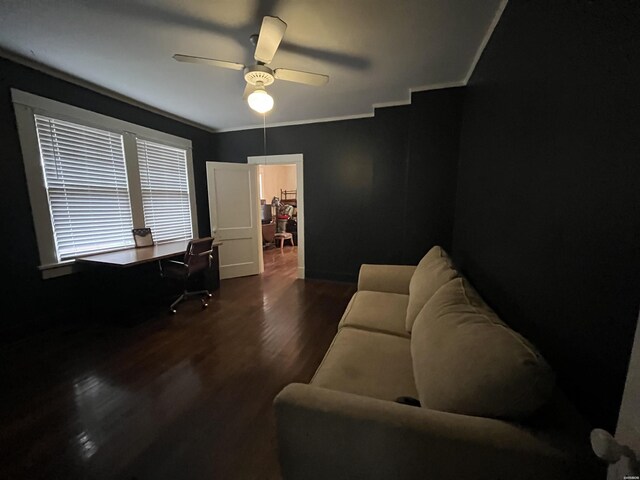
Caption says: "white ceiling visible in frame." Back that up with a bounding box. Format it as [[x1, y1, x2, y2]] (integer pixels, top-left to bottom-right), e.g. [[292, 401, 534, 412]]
[[0, 0, 505, 131]]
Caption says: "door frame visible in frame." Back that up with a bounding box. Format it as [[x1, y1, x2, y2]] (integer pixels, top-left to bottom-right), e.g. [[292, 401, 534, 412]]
[[248, 153, 305, 279]]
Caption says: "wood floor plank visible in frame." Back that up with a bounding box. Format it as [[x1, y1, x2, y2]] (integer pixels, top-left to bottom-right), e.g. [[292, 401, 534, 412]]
[[0, 246, 356, 479]]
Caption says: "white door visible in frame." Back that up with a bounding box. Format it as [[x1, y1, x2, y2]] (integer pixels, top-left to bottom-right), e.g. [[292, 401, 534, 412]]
[[206, 162, 261, 279], [607, 312, 640, 479]]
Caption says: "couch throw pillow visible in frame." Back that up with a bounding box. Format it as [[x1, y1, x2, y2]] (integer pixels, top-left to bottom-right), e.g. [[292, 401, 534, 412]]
[[410, 277, 555, 420], [405, 246, 459, 332]]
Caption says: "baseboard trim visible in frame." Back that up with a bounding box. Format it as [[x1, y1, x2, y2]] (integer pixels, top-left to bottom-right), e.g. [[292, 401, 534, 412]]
[[305, 270, 357, 284]]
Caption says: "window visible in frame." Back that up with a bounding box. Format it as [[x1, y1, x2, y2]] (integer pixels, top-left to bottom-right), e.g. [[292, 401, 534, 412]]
[[137, 139, 193, 243], [13, 89, 198, 278], [35, 115, 134, 260]]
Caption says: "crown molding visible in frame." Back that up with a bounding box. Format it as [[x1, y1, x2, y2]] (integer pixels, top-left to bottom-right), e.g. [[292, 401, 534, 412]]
[[411, 80, 467, 93], [0, 47, 217, 133], [215, 112, 375, 132], [218, 81, 468, 133], [464, 0, 509, 84]]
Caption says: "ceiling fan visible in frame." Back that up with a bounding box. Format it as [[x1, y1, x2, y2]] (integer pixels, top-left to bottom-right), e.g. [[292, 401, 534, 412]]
[[173, 16, 329, 114]]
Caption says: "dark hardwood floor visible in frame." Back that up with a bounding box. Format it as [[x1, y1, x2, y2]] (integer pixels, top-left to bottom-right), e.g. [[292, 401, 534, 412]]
[[0, 246, 355, 479]]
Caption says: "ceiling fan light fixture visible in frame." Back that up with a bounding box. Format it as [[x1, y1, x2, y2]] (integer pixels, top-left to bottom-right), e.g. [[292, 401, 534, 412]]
[[174, 15, 328, 116], [247, 86, 274, 113]]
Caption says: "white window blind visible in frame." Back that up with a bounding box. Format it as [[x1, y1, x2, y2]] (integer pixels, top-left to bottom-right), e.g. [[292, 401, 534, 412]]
[[137, 139, 193, 243], [34, 115, 134, 260]]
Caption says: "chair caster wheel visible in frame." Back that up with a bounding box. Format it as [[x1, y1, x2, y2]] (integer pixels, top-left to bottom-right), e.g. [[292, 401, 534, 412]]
[[202, 302, 208, 309], [207, 293, 213, 298], [169, 308, 177, 314]]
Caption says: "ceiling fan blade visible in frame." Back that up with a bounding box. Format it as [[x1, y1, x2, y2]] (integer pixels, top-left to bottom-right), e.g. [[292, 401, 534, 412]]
[[274, 68, 329, 86], [254, 16, 287, 64], [243, 83, 257, 100], [173, 54, 245, 71]]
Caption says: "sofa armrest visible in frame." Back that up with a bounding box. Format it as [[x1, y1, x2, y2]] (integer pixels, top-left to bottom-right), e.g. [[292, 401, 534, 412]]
[[357, 264, 416, 294], [274, 384, 599, 480]]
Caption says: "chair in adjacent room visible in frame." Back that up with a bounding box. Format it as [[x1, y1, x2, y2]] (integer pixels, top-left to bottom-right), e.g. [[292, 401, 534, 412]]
[[160, 237, 215, 313], [273, 231, 295, 251]]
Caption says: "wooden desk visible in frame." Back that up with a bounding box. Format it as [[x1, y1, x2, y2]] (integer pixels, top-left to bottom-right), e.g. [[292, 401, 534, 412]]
[[77, 240, 223, 267], [78, 240, 223, 303]]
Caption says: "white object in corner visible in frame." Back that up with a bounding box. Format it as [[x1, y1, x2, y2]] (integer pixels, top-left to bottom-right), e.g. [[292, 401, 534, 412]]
[[597, 309, 640, 479], [591, 428, 639, 474]]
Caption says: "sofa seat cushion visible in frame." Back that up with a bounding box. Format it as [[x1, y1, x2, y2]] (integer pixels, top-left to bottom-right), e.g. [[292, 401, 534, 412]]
[[338, 291, 410, 338], [311, 327, 417, 401], [406, 246, 459, 333], [411, 277, 555, 420]]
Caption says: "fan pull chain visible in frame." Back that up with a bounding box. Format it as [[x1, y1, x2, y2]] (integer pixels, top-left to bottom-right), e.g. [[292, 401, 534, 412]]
[[263, 113, 267, 162]]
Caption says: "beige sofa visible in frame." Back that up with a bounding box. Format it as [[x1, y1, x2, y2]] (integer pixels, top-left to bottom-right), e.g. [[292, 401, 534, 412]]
[[274, 246, 602, 479]]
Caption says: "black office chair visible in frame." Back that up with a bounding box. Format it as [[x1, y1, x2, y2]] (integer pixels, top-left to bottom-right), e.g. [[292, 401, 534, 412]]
[[160, 237, 215, 314]]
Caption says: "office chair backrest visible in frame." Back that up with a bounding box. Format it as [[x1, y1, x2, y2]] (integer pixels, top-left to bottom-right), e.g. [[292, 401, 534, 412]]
[[184, 237, 214, 274]]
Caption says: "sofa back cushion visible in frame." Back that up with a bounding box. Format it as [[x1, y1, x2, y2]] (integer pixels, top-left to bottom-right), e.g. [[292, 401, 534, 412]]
[[405, 246, 459, 332], [411, 277, 555, 420]]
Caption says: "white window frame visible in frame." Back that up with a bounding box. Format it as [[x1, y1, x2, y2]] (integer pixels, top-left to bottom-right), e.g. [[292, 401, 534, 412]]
[[12, 89, 198, 279], [136, 137, 195, 243]]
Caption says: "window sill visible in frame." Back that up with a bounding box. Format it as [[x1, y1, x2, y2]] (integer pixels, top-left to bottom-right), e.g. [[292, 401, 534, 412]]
[[38, 260, 79, 279]]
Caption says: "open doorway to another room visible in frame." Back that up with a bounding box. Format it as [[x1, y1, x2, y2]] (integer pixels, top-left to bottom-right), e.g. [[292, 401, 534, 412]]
[[251, 154, 304, 278]]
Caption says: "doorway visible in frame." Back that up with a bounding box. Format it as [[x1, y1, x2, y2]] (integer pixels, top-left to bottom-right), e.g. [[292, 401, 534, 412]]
[[248, 154, 305, 279]]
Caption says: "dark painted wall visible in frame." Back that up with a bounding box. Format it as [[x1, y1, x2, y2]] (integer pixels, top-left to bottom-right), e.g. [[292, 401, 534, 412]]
[[215, 88, 464, 281], [0, 57, 216, 339], [0, 55, 463, 339], [452, 1, 640, 430]]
